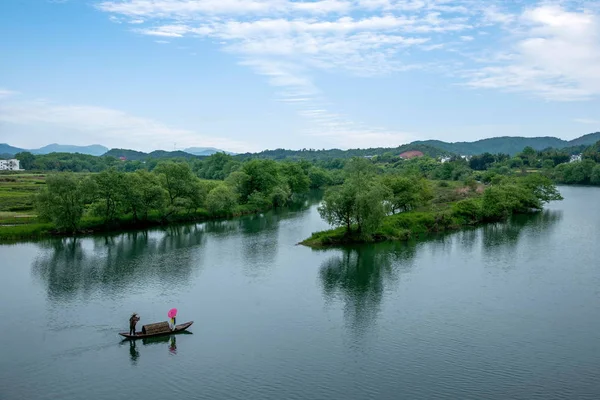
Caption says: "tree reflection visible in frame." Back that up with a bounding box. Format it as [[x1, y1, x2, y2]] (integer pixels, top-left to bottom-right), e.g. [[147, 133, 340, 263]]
[[32, 226, 207, 302], [481, 210, 563, 252], [319, 242, 417, 336]]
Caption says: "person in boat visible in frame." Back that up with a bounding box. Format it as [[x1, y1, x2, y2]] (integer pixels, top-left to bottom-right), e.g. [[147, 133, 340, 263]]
[[129, 313, 140, 335]]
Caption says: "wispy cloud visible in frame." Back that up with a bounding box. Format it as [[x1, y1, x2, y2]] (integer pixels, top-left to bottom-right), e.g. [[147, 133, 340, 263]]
[[574, 118, 600, 124], [94, 0, 600, 147], [466, 4, 600, 101], [0, 89, 18, 99], [0, 94, 254, 153]]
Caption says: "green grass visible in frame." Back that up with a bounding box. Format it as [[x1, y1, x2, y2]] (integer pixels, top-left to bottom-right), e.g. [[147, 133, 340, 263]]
[[301, 182, 483, 248], [0, 223, 54, 241], [0, 172, 47, 214]]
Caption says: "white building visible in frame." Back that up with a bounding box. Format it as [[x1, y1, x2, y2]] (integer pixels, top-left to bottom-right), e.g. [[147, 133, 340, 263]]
[[440, 156, 452, 163], [570, 154, 582, 163], [0, 159, 20, 171]]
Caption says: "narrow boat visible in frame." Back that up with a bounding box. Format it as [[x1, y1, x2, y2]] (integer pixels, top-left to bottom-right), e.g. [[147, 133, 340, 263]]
[[119, 321, 194, 340]]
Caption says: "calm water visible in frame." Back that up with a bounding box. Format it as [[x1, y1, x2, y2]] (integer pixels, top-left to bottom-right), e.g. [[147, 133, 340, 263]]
[[1, 187, 600, 400]]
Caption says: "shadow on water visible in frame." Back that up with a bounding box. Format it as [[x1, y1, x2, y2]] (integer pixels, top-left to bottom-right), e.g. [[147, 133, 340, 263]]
[[31, 226, 207, 302], [319, 242, 418, 336], [481, 209, 563, 252], [29, 192, 323, 302], [318, 209, 563, 336], [123, 333, 190, 365]]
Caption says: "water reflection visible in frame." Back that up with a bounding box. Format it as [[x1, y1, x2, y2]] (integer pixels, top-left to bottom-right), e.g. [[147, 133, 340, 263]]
[[123, 333, 191, 365], [319, 243, 417, 336], [32, 226, 207, 302], [319, 210, 564, 335], [481, 210, 563, 253], [129, 341, 139, 366]]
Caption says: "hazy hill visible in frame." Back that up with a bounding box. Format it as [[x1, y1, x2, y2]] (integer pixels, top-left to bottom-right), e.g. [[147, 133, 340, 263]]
[[238, 143, 448, 161], [103, 148, 148, 161], [31, 144, 108, 156], [0, 143, 108, 157], [103, 148, 201, 160], [184, 147, 235, 156], [0, 144, 25, 156], [412, 132, 600, 156]]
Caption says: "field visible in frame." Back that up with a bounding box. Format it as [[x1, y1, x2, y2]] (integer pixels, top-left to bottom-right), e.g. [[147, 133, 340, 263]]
[[0, 173, 45, 225]]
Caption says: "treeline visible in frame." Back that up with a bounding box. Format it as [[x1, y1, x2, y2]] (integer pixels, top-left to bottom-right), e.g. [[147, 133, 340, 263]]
[[13, 143, 448, 173], [36, 159, 327, 233], [304, 158, 562, 246], [463, 141, 600, 185]]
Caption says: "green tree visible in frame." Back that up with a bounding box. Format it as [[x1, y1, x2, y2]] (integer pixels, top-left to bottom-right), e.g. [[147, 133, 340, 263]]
[[119, 171, 166, 221], [308, 167, 331, 188], [206, 185, 238, 215], [521, 174, 563, 204], [91, 168, 124, 223], [225, 170, 251, 198], [591, 165, 600, 185], [541, 159, 555, 170], [36, 174, 90, 232], [382, 176, 431, 214], [318, 184, 356, 233], [15, 152, 35, 170], [280, 163, 310, 194], [154, 162, 197, 205], [241, 159, 280, 201], [354, 184, 392, 235]]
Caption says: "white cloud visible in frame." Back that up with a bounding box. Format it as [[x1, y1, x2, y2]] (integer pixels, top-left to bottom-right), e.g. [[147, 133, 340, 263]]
[[574, 118, 600, 124], [94, 0, 600, 149], [0, 89, 18, 99], [0, 96, 254, 153], [466, 4, 600, 101]]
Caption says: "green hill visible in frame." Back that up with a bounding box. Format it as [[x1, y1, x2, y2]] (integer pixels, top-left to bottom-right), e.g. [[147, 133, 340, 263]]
[[237, 143, 449, 161], [103, 148, 200, 160], [413, 132, 600, 156], [0, 144, 25, 156]]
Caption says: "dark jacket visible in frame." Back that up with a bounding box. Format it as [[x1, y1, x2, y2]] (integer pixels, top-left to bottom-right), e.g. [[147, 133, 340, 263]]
[[129, 315, 140, 328]]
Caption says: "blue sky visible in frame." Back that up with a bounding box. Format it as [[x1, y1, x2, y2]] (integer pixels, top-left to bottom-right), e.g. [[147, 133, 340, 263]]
[[1, 0, 599, 153]]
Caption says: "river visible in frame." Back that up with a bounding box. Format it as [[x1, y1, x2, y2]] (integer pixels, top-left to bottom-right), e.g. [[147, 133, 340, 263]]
[[1, 186, 599, 400]]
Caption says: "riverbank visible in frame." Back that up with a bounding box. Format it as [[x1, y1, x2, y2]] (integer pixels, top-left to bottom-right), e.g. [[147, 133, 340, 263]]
[[0, 202, 279, 242], [301, 176, 563, 248], [301, 206, 478, 248]]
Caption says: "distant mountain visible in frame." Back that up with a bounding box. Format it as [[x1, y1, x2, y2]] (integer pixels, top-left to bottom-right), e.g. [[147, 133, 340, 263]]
[[147, 150, 199, 160], [103, 148, 148, 161], [184, 147, 236, 156], [0, 144, 25, 156], [0, 143, 109, 157], [31, 144, 109, 156], [412, 132, 600, 156], [239, 143, 448, 161], [103, 148, 201, 160]]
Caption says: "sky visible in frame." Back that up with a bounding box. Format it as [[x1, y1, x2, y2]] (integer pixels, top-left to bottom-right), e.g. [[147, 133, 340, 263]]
[[1, 0, 599, 153]]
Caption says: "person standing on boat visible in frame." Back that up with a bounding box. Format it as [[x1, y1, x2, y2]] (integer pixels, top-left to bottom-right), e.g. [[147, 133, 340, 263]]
[[129, 313, 140, 335]]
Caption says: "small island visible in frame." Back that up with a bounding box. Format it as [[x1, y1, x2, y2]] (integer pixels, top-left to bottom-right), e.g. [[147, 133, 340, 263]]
[[301, 158, 563, 248]]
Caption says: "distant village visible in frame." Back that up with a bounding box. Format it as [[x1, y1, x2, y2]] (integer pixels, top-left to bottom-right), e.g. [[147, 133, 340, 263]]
[[364, 150, 584, 164], [0, 151, 586, 172], [0, 159, 21, 171]]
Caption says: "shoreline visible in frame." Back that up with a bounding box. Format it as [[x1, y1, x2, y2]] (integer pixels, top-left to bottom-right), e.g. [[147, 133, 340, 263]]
[[0, 205, 275, 243]]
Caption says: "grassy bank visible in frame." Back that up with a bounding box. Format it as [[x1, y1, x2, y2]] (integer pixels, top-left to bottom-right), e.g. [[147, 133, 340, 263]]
[[301, 175, 561, 248], [301, 207, 467, 248], [0, 202, 278, 242]]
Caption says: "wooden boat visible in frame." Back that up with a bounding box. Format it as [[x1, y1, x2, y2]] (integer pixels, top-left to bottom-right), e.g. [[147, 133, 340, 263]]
[[119, 321, 194, 340]]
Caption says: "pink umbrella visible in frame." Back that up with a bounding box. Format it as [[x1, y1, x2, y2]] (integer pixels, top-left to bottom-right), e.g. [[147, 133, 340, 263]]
[[168, 308, 177, 319]]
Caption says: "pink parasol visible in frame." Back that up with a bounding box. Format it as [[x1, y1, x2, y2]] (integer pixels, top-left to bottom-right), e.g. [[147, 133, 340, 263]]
[[168, 308, 177, 319]]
